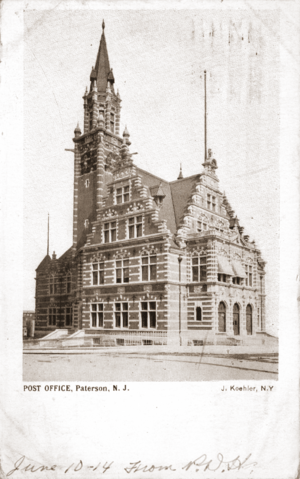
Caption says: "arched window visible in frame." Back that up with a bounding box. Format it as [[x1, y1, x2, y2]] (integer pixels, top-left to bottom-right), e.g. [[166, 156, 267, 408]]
[[246, 304, 252, 335], [66, 274, 72, 294], [196, 306, 202, 321], [49, 275, 54, 295], [233, 303, 240, 335], [218, 302, 226, 332]]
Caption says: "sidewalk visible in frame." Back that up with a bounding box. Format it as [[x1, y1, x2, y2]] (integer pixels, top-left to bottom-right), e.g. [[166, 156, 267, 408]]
[[23, 344, 278, 355]]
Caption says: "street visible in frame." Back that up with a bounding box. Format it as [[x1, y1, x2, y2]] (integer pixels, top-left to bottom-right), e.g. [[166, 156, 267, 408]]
[[23, 350, 278, 382]]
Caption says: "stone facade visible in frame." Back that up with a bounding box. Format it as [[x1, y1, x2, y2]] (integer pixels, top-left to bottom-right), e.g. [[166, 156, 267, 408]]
[[34, 23, 266, 346]]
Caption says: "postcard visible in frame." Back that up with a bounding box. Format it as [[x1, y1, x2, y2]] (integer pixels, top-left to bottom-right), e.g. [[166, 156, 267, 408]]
[[0, 0, 299, 478]]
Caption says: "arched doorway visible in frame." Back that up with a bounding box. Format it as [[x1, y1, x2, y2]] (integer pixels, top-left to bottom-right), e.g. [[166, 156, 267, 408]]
[[218, 302, 226, 332], [246, 304, 252, 335], [233, 303, 240, 335]]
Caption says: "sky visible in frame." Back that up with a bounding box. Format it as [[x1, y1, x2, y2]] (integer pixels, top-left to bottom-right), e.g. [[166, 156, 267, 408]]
[[24, 8, 280, 335]]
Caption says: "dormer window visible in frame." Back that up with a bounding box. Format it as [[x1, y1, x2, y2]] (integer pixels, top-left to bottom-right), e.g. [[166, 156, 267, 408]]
[[116, 186, 129, 204]]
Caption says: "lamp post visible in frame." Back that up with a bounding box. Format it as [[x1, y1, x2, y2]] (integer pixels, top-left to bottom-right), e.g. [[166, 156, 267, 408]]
[[178, 255, 183, 346]]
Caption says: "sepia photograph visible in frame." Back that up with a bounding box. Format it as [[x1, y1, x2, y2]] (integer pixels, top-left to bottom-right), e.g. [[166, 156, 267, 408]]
[[1, 1, 299, 478], [22, 9, 279, 382]]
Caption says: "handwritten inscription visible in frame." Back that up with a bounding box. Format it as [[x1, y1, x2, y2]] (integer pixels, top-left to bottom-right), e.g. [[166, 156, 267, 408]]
[[6, 454, 257, 476]]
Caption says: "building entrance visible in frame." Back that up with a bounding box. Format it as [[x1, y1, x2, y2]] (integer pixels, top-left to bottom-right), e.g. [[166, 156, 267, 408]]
[[246, 304, 252, 335], [233, 303, 240, 335]]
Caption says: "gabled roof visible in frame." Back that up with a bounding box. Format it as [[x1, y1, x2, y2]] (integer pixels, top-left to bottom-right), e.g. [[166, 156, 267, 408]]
[[36, 254, 51, 271]]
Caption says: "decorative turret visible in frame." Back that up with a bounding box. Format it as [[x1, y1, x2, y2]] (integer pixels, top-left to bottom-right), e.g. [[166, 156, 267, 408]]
[[151, 182, 166, 207], [74, 122, 81, 138], [123, 125, 131, 146]]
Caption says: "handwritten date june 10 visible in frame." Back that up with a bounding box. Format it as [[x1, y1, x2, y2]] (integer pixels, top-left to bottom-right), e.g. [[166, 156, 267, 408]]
[[7, 454, 257, 476]]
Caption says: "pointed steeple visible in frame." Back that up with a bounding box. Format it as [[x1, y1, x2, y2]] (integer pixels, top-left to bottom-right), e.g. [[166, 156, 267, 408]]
[[94, 20, 113, 93], [177, 163, 183, 180]]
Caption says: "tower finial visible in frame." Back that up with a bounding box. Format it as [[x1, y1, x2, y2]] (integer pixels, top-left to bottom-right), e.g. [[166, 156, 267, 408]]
[[102, 19, 105, 31], [47, 213, 49, 256], [177, 163, 183, 180]]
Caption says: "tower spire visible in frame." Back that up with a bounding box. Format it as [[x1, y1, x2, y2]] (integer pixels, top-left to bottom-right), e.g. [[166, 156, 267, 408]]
[[94, 20, 112, 92], [47, 213, 49, 256]]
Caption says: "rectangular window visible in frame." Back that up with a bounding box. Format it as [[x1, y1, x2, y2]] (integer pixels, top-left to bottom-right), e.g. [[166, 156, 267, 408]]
[[141, 255, 157, 281], [212, 196, 216, 212], [218, 273, 227, 283], [128, 216, 143, 239], [48, 308, 57, 326], [65, 307, 72, 326], [115, 302, 128, 328], [232, 277, 241, 285], [245, 265, 253, 287], [141, 301, 156, 329], [116, 259, 129, 283], [49, 276, 59, 295], [92, 262, 105, 285], [90, 303, 104, 328], [207, 194, 211, 210], [192, 256, 207, 282], [104, 222, 117, 243], [116, 185, 129, 204], [249, 265, 253, 287], [197, 221, 202, 232]]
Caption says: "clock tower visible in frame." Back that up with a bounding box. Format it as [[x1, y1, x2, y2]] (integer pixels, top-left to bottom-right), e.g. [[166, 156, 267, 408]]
[[72, 20, 125, 253]]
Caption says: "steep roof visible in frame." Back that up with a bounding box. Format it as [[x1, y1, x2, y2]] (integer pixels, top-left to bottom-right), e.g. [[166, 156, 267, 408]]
[[94, 21, 112, 93], [170, 174, 200, 228], [36, 254, 51, 271], [136, 167, 177, 234]]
